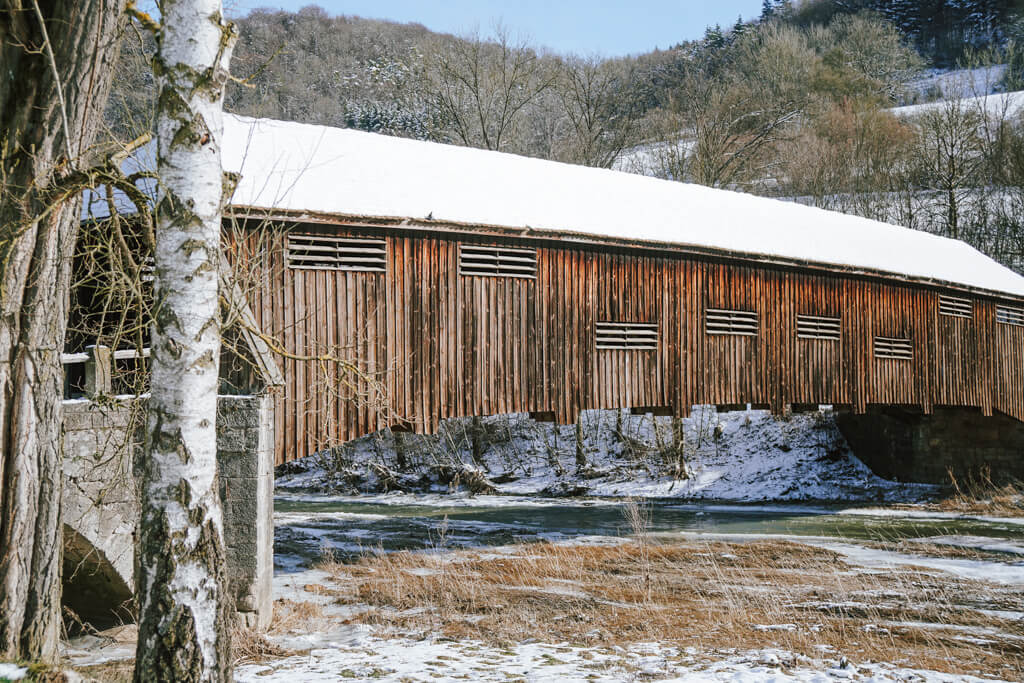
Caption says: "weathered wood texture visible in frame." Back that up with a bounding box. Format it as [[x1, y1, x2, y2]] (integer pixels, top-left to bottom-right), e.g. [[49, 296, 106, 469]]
[[234, 221, 1024, 465]]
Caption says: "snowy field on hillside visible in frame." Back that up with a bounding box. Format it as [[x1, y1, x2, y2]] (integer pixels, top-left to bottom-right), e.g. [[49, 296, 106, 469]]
[[903, 65, 1008, 103], [889, 88, 1024, 119], [276, 406, 933, 504], [612, 137, 692, 177]]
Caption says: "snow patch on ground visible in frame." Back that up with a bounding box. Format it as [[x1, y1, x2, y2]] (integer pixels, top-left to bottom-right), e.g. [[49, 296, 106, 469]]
[[234, 617, 1010, 682], [910, 535, 1024, 556], [890, 89, 1024, 119], [837, 507, 1024, 526], [0, 663, 27, 681], [807, 541, 1024, 585], [903, 65, 1008, 103]]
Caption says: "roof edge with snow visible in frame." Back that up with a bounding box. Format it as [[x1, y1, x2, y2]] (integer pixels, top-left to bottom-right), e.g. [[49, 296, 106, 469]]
[[212, 114, 1024, 300]]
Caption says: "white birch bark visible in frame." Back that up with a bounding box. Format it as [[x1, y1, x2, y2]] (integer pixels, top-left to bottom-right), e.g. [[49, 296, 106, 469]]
[[133, 1, 236, 680]]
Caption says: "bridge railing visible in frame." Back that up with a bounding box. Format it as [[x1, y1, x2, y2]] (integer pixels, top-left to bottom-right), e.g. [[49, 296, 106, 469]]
[[62, 345, 150, 399]]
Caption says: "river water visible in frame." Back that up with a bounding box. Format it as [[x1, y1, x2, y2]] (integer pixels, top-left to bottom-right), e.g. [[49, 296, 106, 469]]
[[273, 495, 1024, 571]]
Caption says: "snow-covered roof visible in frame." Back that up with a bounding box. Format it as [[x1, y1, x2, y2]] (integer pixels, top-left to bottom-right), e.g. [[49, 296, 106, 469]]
[[220, 114, 1024, 298], [80, 144, 157, 221]]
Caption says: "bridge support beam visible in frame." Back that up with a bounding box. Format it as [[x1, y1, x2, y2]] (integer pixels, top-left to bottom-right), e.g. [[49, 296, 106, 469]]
[[835, 406, 1024, 486]]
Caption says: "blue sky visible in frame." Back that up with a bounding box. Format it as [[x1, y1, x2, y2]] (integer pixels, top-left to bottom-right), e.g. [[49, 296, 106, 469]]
[[226, 1, 765, 56]]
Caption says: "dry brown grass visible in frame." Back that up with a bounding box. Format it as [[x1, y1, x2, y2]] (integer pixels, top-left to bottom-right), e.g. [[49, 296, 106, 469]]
[[232, 625, 293, 665], [933, 467, 1024, 517], [320, 538, 1024, 680], [71, 661, 133, 682], [69, 604, 316, 678], [266, 597, 332, 636]]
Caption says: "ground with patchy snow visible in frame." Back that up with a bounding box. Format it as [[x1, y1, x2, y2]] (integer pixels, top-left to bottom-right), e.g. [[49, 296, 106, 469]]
[[236, 530, 1023, 682], [59, 506, 1024, 682], [41, 409, 1024, 682], [276, 407, 934, 504], [234, 634, 1000, 682]]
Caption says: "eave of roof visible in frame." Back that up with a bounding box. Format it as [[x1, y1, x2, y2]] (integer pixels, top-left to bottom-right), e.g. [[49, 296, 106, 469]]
[[225, 205, 1024, 303]]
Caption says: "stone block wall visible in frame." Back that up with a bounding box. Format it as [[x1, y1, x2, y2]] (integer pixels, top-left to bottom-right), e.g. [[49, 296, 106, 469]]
[[217, 395, 275, 628], [61, 395, 275, 629], [836, 406, 1024, 485]]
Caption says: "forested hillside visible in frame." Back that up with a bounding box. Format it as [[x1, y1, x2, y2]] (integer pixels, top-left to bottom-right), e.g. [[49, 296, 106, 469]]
[[105, 0, 1024, 271], [776, 0, 1017, 65]]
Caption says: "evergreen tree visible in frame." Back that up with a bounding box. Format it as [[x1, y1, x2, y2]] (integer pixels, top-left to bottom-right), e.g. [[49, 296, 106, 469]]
[[704, 24, 727, 50]]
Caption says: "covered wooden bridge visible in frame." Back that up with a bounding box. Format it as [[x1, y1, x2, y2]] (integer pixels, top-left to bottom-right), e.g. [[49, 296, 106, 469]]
[[219, 115, 1024, 470]]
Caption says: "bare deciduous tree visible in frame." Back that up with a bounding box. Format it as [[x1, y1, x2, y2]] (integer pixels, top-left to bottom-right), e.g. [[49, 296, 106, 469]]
[[913, 97, 986, 241], [0, 1, 126, 663], [776, 100, 916, 220], [805, 13, 923, 101], [431, 25, 554, 152], [644, 22, 814, 189], [556, 56, 640, 168]]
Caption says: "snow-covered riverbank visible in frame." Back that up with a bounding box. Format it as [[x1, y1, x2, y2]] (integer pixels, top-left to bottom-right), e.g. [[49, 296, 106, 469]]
[[277, 407, 935, 503]]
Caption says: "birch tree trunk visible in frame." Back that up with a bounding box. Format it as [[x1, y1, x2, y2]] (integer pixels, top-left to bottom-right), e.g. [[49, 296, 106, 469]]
[[0, 2, 125, 663], [133, 1, 236, 680]]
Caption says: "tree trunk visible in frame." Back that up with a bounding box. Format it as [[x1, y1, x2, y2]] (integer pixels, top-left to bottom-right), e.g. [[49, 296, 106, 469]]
[[470, 416, 484, 467], [133, 1, 236, 680], [0, 2, 125, 663], [575, 418, 587, 471]]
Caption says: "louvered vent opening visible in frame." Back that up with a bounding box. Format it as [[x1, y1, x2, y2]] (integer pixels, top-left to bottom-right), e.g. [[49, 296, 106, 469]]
[[595, 322, 658, 350], [796, 314, 840, 341], [874, 336, 913, 360], [997, 305, 1024, 327], [706, 308, 758, 336], [939, 295, 972, 318], [286, 234, 387, 271], [459, 244, 537, 278]]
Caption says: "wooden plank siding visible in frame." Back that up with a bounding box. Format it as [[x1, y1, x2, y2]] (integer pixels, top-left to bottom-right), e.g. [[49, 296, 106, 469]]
[[230, 221, 1024, 465]]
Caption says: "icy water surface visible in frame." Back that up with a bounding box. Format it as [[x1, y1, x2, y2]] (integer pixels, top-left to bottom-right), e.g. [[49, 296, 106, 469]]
[[273, 496, 1024, 571]]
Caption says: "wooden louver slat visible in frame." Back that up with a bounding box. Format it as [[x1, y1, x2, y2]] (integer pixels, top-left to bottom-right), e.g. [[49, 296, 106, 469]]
[[705, 308, 758, 336], [997, 305, 1024, 327], [595, 321, 658, 350], [796, 314, 840, 340], [286, 234, 387, 271], [874, 336, 913, 360], [459, 244, 537, 278], [939, 294, 972, 319]]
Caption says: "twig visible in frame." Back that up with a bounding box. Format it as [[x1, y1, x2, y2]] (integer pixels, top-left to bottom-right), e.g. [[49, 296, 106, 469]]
[[30, 0, 74, 166]]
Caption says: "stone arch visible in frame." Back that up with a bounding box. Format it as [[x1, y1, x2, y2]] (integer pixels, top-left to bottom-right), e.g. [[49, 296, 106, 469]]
[[62, 525, 134, 631]]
